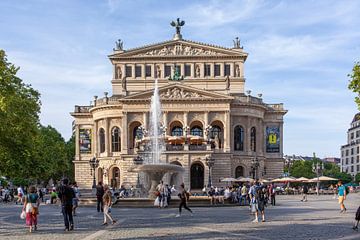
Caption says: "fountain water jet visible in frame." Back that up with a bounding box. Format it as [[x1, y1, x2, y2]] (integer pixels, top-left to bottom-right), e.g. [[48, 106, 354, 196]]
[[129, 79, 184, 199]]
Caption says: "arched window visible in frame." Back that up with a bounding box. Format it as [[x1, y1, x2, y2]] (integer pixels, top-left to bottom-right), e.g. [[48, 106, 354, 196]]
[[190, 126, 203, 136], [171, 126, 183, 136], [235, 166, 244, 178], [99, 128, 105, 153], [250, 127, 256, 152], [234, 126, 244, 151], [133, 126, 143, 140], [111, 127, 121, 152]]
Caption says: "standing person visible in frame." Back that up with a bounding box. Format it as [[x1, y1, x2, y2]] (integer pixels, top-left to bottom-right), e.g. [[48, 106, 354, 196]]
[[176, 183, 193, 217], [102, 185, 117, 225], [16, 186, 24, 205], [38, 188, 44, 203], [268, 183, 276, 206], [50, 190, 58, 204], [72, 182, 80, 216], [337, 180, 347, 213], [301, 184, 308, 202], [239, 184, 248, 206], [96, 182, 104, 212], [255, 186, 267, 222], [22, 186, 40, 233], [156, 181, 165, 208], [58, 178, 75, 231]]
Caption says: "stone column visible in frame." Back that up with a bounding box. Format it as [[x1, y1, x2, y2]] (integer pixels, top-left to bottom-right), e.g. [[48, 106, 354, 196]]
[[200, 63, 205, 78], [141, 64, 146, 78], [184, 112, 189, 150], [240, 61, 244, 78], [180, 63, 185, 77], [131, 64, 135, 79], [113, 65, 116, 79], [163, 111, 168, 135], [192, 63, 195, 78], [93, 121, 98, 157], [224, 110, 231, 152], [210, 63, 214, 77], [122, 112, 128, 153], [230, 62, 235, 77], [105, 118, 110, 156], [220, 63, 225, 77], [152, 63, 155, 79], [204, 111, 209, 138], [75, 125, 80, 159], [246, 117, 251, 154]]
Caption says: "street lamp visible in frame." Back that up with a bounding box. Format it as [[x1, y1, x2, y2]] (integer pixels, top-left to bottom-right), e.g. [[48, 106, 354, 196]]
[[312, 160, 325, 196], [205, 156, 215, 188], [89, 157, 99, 189], [250, 156, 260, 180], [133, 156, 144, 188]]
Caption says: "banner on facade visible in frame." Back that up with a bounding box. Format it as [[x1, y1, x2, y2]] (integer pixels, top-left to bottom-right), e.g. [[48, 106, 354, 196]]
[[266, 126, 280, 153], [79, 129, 92, 153]]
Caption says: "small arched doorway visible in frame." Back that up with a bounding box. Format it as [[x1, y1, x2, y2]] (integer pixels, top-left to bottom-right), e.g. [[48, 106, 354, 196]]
[[235, 166, 244, 178], [110, 167, 120, 190], [190, 163, 204, 189]]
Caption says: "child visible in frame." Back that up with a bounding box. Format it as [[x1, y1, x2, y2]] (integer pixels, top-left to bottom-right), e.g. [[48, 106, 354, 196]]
[[353, 206, 360, 230]]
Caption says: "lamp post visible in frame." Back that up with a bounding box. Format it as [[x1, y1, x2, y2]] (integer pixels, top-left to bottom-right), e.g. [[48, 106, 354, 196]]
[[312, 157, 324, 196], [205, 156, 215, 188], [133, 156, 144, 188], [250, 156, 260, 180], [89, 157, 99, 189]]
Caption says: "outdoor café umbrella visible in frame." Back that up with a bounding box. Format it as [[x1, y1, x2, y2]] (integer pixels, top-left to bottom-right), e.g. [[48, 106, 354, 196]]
[[296, 177, 309, 182], [221, 177, 238, 182], [310, 176, 338, 182], [259, 179, 271, 183], [272, 177, 298, 183], [236, 177, 254, 182]]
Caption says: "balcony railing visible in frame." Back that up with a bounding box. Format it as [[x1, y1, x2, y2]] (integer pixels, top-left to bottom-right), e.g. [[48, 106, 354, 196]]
[[74, 105, 91, 113], [166, 145, 184, 151], [189, 145, 207, 151]]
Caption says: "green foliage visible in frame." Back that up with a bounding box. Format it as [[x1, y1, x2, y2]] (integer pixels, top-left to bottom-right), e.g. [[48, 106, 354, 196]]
[[348, 62, 360, 109], [289, 160, 316, 178], [355, 173, 360, 183], [0, 49, 41, 180]]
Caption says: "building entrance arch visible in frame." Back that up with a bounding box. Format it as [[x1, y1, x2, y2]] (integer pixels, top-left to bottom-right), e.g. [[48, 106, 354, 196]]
[[235, 166, 244, 178], [190, 163, 204, 189]]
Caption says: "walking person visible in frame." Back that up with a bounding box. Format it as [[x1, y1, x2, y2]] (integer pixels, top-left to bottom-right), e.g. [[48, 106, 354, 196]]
[[58, 178, 75, 231], [22, 186, 40, 233], [353, 206, 360, 230], [156, 181, 165, 208], [176, 183, 193, 217], [301, 184, 308, 202], [102, 185, 117, 225], [337, 180, 347, 213], [72, 182, 80, 216], [96, 181, 104, 212], [268, 183, 276, 206], [16, 185, 24, 205]]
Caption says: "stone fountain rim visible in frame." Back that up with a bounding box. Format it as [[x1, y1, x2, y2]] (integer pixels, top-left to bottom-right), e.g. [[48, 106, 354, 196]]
[[128, 164, 185, 173]]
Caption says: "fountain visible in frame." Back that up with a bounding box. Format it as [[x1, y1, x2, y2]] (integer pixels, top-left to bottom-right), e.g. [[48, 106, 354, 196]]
[[129, 79, 184, 199]]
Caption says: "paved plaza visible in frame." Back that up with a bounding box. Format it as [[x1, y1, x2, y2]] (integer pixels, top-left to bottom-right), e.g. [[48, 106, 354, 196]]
[[1, 194, 360, 240]]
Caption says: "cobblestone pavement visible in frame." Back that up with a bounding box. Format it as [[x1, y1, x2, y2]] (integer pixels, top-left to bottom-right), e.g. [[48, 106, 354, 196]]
[[1, 194, 360, 240]]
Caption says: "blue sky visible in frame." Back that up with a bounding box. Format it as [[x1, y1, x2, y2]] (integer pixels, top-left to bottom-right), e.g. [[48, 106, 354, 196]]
[[1, 0, 359, 157]]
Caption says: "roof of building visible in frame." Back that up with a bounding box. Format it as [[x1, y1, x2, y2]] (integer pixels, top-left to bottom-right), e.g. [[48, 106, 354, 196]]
[[352, 112, 360, 123]]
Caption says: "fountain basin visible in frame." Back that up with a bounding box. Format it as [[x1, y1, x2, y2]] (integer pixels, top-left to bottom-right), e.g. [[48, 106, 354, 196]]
[[129, 164, 184, 199]]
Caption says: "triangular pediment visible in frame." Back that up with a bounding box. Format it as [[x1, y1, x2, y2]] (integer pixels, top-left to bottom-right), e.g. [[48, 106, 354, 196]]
[[109, 39, 248, 59], [122, 83, 234, 101]]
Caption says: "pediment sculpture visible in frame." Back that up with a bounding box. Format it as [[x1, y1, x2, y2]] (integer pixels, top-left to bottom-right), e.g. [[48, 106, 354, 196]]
[[136, 44, 222, 57], [160, 87, 203, 99]]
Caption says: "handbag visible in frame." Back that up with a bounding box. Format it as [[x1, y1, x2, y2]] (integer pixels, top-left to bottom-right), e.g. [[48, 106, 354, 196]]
[[20, 210, 26, 219]]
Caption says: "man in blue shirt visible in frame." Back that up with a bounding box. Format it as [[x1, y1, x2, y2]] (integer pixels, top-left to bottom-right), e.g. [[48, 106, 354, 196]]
[[337, 180, 347, 213]]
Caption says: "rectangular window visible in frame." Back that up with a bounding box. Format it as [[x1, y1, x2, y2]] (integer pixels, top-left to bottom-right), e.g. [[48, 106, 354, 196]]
[[357, 165, 359, 171], [356, 131, 359, 138], [346, 149, 349, 156], [351, 165, 354, 172], [175, 65, 181, 75], [184, 65, 191, 77], [357, 156, 359, 163], [224, 64, 231, 76], [165, 65, 171, 77], [204, 64, 211, 77], [357, 147, 359, 154], [214, 64, 220, 76], [135, 65, 142, 77], [145, 65, 151, 77], [346, 158, 348, 164], [125, 66, 132, 77], [342, 151, 344, 157], [351, 157, 354, 164], [351, 148, 354, 155], [351, 132, 354, 139]]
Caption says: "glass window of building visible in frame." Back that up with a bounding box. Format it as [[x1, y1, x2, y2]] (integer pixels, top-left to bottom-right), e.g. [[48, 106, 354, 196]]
[[165, 65, 171, 77], [234, 126, 244, 151], [184, 64, 191, 77], [342, 151, 344, 157], [111, 127, 121, 152], [351, 132, 354, 139], [190, 126, 203, 136], [346, 158, 348, 164], [145, 65, 151, 77], [357, 165, 359, 171], [351, 165, 354, 172], [357, 156, 359, 163], [135, 65, 142, 77], [99, 128, 105, 153], [224, 64, 230, 76], [357, 131, 360, 138], [250, 127, 256, 152], [357, 146, 359, 154], [214, 64, 220, 76], [351, 148, 354, 155], [125, 66, 132, 77], [346, 149, 349, 156], [171, 126, 183, 136], [204, 64, 211, 77], [351, 157, 354, 164]]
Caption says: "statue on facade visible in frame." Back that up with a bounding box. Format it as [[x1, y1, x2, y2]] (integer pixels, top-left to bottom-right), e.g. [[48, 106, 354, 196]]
[[170, 18, 185, 40], [122, 77, 127, 92], [214, 134, 220, 149], [233, 37, 242, 49], [116, 65, 122, 79], [195, 65, 200, 78], [114, 39, 123, 51], [226, 75, 230, 90], [235, 65, 240, 77], [156, 65, 161, 78]]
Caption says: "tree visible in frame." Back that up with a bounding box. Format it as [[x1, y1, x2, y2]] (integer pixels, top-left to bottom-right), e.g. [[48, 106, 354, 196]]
[[348, 62, 360, 109], [0, 49, 41, 180], [289, 160, 316, 179], [355, 173, 360, 184]]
